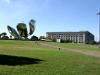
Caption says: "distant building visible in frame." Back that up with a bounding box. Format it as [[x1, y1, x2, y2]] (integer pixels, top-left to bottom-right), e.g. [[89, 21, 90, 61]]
[[46, 31, 94, 43]]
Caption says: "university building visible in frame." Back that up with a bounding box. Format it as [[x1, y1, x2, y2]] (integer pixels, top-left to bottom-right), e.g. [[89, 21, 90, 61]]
[[46, 31, 94, 43]]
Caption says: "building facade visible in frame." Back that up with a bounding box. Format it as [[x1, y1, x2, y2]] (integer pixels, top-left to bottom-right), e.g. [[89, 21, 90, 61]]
[[46, 31, 94, 43]]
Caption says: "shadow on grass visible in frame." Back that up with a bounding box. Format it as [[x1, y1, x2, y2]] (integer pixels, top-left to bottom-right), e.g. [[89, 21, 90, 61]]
[[0, 54, 44, 66]]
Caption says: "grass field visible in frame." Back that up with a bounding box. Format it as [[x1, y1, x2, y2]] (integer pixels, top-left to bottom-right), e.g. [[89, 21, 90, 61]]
[[41, 41, 100, 51], [0, 40, 100, 75]]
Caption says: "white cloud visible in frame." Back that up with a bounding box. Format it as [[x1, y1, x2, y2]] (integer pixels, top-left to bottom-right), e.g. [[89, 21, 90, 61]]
[[5, 0, 11, 4]]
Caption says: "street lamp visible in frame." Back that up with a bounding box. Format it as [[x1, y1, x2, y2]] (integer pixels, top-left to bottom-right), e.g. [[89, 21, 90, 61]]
[[96, 12, 100, 43]]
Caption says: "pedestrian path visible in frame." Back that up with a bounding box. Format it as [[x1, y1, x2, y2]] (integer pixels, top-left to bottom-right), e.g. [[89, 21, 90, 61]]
[[40, 43, 100, 58]]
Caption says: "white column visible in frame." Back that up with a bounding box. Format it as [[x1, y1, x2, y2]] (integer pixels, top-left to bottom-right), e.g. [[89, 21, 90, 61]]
[[83, 34, 85, 43]]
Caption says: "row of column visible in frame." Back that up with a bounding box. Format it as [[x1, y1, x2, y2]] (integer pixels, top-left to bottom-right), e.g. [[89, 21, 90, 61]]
[[49, 34, 86, 43], [68, 34, 85, 43]]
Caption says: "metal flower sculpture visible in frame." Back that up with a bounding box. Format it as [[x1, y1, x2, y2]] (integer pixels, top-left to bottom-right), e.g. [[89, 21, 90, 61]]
[[7, 19, 35, 39]]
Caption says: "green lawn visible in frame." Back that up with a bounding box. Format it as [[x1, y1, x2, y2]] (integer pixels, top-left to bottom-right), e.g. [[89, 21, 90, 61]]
[[0, 40, 100, 75], [41, 41, 100, 51]]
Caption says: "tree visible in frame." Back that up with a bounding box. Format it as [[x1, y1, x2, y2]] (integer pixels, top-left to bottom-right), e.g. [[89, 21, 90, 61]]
[[0, 32, 9, 40], [46, 37, 52, 40], [1, 32, 7, 36], [31, 35, 38, 41], [89, 40, 96, 45], [0, 32, 7, 38], [0, 34, 2, 39], [2, 36, 9, 40], [39, 36, 45, 40]]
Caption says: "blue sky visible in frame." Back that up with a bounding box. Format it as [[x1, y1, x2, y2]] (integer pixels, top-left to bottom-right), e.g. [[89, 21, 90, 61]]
[[0, 0, 100, 41]]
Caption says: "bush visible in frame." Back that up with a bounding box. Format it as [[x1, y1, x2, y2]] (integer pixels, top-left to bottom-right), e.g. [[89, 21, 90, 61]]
[[31, 36, 38, 41], [52, 38, 56, 42], [64, 39, 72, 43], [98, 41, 100, 44], [85, 42, 89, 44], [61, 39, 64, 43], [89, 40, 96, 45]]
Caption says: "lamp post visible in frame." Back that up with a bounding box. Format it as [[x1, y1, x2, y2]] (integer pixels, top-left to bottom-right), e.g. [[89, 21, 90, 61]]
[[96, 12, 100, 43]]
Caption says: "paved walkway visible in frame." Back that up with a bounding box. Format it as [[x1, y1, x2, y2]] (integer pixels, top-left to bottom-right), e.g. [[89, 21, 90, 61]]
[[39, 43, 100, 58]]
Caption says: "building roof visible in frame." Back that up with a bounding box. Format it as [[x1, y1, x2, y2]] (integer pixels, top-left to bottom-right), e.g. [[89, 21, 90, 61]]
[[47, 31, 89, 33], [47, 31, 94, 36]]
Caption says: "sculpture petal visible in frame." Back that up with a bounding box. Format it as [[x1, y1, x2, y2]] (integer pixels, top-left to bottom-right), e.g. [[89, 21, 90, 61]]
[[7, 25, 21, 39], [16, 23, 28, 38], [29, 19, 35, 35]]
